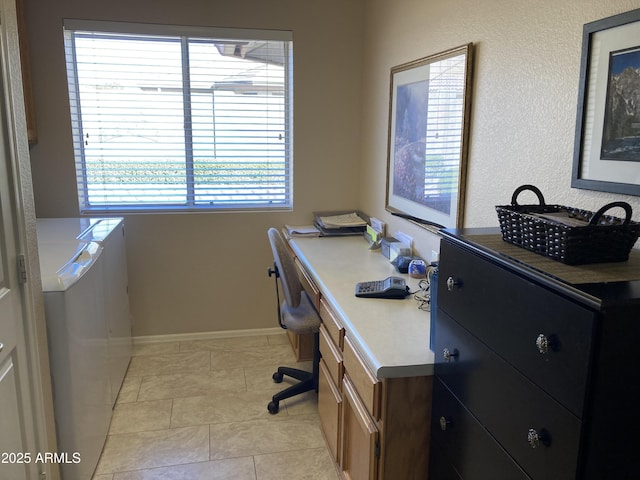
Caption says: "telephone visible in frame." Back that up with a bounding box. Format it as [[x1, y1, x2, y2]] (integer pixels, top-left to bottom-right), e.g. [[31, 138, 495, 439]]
[[355, 276, 410, 299]]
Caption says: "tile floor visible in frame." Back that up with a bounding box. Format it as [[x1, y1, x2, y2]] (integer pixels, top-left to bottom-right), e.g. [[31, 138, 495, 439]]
[[92, 333, 340, 480]]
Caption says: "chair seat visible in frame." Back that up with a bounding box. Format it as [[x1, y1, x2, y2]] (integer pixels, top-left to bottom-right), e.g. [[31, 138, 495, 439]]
[[281, 292, 321, 335]]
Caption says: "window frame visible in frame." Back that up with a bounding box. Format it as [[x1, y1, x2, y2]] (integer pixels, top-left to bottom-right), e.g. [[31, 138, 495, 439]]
[[63, 20, 294, 214]]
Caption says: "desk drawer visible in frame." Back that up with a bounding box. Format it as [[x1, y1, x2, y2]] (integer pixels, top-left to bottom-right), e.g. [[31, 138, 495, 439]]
[[295, 257, 321, 311], [438, 240, 594, 417], [320, 324, 343, 387], [435, 310, 580, 480], [320, 299, 345, 351], [318, 359, 342, 463], [341, 374, 379, 480], [431, 378, 531, 480], [343, 336, 380, 420]]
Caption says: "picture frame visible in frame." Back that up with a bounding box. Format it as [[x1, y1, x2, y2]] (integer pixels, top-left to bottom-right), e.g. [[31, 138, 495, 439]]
[[385, 43, 473, 230], [572, 8, 640, 196]]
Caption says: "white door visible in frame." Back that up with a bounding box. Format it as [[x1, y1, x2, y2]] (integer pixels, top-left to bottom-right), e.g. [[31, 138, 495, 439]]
[[0, 3, 44, 480], [0, 68, 31, 480]]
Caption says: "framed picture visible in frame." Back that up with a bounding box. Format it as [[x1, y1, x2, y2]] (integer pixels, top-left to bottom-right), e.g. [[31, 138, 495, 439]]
[[385, 43, 473, 230], [572, 8, 640, 196]]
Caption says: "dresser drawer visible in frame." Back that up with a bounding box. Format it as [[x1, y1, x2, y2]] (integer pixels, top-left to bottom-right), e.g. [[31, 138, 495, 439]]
[[438, 240, 594, 417], [320, 299, 345, 351], [431, 378, 531, 480], [429, 442, 464, 480], [320, 324, 343, 387], [435, 310, 581, 480], [343, 336, 380, 420]]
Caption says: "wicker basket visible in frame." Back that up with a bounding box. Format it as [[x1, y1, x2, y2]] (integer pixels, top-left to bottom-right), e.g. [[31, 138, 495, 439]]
[[496, 185, 640, 265]]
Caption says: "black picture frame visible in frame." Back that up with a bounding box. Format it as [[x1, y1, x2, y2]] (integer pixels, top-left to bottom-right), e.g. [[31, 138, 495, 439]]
[[572, 8, 640, 196]]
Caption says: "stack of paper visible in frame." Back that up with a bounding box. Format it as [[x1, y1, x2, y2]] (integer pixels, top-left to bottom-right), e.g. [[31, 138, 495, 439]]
[[535, 212, 589, 227], [317, 212, 367, 229], [284, 225, 321, 237]]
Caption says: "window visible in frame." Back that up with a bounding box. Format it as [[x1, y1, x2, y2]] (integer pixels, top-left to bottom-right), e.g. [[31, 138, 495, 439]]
[[63, 21, 293, 213]]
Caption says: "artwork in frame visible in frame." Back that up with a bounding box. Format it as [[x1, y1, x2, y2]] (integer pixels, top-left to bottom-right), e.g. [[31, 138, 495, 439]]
[[385, 43, 473, 230], [572, 8, 640, 196]]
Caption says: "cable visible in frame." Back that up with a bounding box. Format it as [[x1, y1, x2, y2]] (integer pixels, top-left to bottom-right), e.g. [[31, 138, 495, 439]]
[[412, 278, 431, 311]]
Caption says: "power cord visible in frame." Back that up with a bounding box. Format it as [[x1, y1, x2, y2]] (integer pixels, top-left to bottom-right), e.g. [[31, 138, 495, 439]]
[[409, 263, 438, 311], [412, 278, 431, 311]]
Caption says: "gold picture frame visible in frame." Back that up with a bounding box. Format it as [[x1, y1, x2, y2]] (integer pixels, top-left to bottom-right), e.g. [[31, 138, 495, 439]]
[[385, 44, 474, 230]]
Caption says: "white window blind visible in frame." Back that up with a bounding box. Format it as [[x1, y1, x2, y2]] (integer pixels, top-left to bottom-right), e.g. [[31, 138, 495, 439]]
[[63, 21, 293, 213]]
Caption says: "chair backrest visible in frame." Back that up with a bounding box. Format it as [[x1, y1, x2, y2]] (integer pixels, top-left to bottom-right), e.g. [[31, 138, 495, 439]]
[[268, 227, 303, 308]]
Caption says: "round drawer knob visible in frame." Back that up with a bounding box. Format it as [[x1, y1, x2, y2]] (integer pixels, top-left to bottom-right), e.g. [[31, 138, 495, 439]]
[[446, 276, 461, 291], [443, 347, 458, 362], [527, 428, 541, 448], [439, 416, 452, 431], [527, 428, 550, 448], [536, 334, 549, 354]]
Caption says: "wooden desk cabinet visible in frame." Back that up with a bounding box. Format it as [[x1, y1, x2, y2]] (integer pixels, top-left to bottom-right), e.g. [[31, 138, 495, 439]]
[[282, 255, 319, 361], [430, 230, 640, 479], [294, 256, 432, 480]]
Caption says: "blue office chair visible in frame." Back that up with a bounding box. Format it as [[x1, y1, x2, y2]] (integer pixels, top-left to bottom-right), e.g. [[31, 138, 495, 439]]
[[266, 227, 321, 414]]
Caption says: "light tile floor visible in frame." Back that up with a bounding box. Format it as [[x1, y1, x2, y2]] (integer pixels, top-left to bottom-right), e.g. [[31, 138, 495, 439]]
[[92, 334, 340, 480]]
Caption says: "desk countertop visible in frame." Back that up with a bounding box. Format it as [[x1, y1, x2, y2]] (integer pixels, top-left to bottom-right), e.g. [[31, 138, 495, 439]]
[[289, 235, 435, 379]]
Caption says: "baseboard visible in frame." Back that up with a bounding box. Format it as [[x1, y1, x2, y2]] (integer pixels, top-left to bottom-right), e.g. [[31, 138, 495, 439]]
[[133, 327, 285, 345]]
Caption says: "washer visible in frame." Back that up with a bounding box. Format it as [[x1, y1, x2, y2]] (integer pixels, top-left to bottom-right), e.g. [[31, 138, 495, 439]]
[[37, 217, 131, 480]]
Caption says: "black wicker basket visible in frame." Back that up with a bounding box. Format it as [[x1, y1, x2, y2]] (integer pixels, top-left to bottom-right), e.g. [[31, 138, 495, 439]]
[[496, 185, 640, 265]]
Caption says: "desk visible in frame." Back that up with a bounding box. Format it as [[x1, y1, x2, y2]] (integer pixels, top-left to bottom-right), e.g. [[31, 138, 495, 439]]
[[288, 235, 435, 480], [289, 235, 435, 377]]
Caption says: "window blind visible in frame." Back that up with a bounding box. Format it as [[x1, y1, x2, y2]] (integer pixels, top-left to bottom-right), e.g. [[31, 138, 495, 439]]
[[63, 21, 293, 212]]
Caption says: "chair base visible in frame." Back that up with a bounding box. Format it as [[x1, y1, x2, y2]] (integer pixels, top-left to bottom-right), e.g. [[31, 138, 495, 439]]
[[267, 332, 319, 414]]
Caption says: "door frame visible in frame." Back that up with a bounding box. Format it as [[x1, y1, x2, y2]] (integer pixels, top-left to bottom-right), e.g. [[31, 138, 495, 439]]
[[0, 0, 59, 478]]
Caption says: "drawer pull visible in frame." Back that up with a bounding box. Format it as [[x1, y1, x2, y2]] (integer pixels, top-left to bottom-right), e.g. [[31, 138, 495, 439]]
[[535, 334, 557, 355], [439, 416, 452, 431], [536, 334, 549, 354], [446, 276, 461, 291], [527, 428, 550, 448], [443, 347, 458, 362]]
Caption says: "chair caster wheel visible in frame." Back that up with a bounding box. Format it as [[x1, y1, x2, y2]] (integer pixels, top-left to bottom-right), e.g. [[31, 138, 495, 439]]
[[272, 372, 284, 383], [267, 401, 280, 414]]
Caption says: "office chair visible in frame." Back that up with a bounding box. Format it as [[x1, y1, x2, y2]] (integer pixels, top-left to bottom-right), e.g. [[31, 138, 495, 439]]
[[266, 227, 321, 414]]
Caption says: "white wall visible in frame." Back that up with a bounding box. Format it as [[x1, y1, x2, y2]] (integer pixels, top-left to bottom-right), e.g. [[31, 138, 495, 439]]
[[25, 0, 365, 336], [26, 0, 640, 336], [359, 0, 640, 259]]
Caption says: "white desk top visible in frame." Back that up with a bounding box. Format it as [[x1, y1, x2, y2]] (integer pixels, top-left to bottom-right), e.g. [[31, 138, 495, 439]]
[[289, 235, 435, 379]]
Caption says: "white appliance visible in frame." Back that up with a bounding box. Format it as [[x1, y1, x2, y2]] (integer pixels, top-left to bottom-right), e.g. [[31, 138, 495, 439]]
[[37, 217, 132, 480]]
